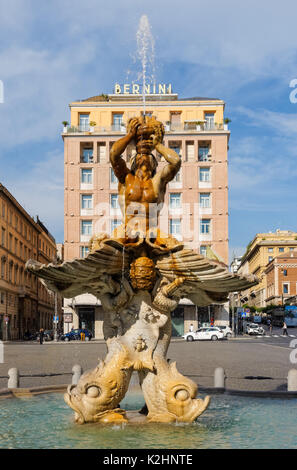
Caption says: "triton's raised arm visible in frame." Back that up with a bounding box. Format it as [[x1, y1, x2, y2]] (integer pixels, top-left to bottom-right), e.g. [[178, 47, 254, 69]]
[[154, 139, 181, 184], [110, 118, 139, 183]]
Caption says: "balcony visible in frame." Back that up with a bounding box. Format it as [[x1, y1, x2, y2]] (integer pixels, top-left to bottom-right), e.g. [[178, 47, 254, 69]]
[[64, 125, 127, 135], [62, 121, 229, 135]]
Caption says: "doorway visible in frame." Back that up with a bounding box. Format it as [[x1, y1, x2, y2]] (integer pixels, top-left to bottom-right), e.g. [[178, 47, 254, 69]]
[[171, 307, 184, 336], [78, 307, 95, 336]]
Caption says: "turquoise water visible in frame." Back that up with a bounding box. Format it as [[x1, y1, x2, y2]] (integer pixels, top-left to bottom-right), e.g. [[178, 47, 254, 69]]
[[0, 393, 296, 449]]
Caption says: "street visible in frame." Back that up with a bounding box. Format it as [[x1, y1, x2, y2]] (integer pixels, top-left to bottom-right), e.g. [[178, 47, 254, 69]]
[[0, 326, 296, 392]]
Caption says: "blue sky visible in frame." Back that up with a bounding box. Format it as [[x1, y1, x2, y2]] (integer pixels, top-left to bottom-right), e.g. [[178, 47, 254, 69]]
[[0, 0, 297, 261]]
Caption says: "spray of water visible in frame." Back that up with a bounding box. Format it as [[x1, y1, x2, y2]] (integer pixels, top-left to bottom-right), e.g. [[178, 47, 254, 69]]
[[136, 15, 155, 116]]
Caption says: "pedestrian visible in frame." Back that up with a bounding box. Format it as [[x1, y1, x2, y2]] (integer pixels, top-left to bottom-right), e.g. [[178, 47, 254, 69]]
[[189, 323, 194, 332], [39, 328, 44, 345], [282, 321, 288, 336]]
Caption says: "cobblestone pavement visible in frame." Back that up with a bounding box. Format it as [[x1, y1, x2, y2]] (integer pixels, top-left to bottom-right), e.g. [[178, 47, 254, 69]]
[[0, 329, 295, 391]]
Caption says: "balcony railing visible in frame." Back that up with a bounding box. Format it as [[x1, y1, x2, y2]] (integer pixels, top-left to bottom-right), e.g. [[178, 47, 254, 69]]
[[63, 122, 228, 135]]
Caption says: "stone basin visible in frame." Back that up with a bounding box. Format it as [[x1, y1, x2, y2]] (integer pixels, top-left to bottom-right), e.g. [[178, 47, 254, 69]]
[[0, 391, 296, 449]]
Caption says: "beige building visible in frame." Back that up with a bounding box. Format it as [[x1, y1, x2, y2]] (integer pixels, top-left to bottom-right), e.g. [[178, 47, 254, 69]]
[[238, 230, 297, 308], [62, 86, 230, 336], [0, 184, 61, 340]]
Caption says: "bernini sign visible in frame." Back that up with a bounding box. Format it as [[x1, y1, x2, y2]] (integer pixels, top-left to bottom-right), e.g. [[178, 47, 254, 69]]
[[114, 83, 172, 95]]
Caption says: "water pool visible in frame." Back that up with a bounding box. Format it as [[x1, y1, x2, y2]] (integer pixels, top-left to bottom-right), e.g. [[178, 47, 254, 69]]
[[0, 393, 296, 449]]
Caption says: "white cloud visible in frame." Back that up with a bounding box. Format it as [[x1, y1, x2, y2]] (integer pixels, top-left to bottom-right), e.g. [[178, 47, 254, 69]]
[[2, 150, 64, 242], [235, 107, 297, 137]]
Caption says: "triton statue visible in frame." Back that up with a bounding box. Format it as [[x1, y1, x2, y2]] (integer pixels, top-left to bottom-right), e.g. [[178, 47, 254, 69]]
[[26, 115, 257, 425]]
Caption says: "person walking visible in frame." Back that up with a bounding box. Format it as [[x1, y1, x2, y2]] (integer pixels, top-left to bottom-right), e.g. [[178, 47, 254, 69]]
[[189, 323, 194, 332], [282, 321, 288, 336], [39, 328, 44, 345]]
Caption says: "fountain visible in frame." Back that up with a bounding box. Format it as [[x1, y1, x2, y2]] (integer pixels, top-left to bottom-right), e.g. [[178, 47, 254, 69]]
[[26, 114, 257, 425]]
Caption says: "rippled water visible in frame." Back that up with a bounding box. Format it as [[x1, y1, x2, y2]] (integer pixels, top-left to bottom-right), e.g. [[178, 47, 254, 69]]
[[0, 393, 296, 449]]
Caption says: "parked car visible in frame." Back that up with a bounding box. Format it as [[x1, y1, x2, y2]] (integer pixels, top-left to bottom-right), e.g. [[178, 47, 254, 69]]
[[60, 328, 92, 342], [23, 331, 37, 341], [183, 327, 224, 342], [246, 323, 265, 336], [218, 325, 233, 338]]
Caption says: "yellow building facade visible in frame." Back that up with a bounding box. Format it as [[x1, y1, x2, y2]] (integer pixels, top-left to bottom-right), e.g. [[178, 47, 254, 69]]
[[0, 184, 61, 340], [238, 230, 297, 308]]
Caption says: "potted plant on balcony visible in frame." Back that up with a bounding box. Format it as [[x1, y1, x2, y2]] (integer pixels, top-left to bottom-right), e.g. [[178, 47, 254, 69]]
[[62, 121, 69, 133], [89, 121, 96, 132], [195, 121, 205, 131], [224, 118, 231, 130]]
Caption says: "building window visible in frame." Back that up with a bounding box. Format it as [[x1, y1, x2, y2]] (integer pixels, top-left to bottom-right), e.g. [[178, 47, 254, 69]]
[[169, 193, 181, 209], [198, 145, 210, 162], [283, 269, 287, 276], [169, 219, 181, 237], [268, 248, 273, 253], [283, 283, 289, 294], [110, 194, 119, 209], [199, 167, 210, 182], [1, 228, 5, 247], [200, 219, 211, 234], [81, 169, 93, 184], [279, 247, 284, 253], [110, 219, 121, 233], [80, 246, 89, 258], [200, 246, 207, 256], [81, 148, 93, 163], [204, 112, 215, 130], [81, 195, 93, 210], [9, 233, 12, 251], [112, 113, 124, 130], [81, 220, 92, 236], [268, 256, 273, 263], [199, 193, 211, 208], [9, 262, 13, 282], [1, 258, 6, 279], [290, 247, 294, 251], [110, 168, 118, 184], [79, 114, 90, 131]]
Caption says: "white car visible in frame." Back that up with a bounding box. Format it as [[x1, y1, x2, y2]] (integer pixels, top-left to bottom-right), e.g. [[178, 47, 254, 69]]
[[246, 323, 265, 336], [218, 325, 233, 338], [183, 327, 224, 342]]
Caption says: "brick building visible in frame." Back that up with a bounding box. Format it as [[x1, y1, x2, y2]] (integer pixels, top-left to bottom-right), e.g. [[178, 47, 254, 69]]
[[265, 251, 297, 306]]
